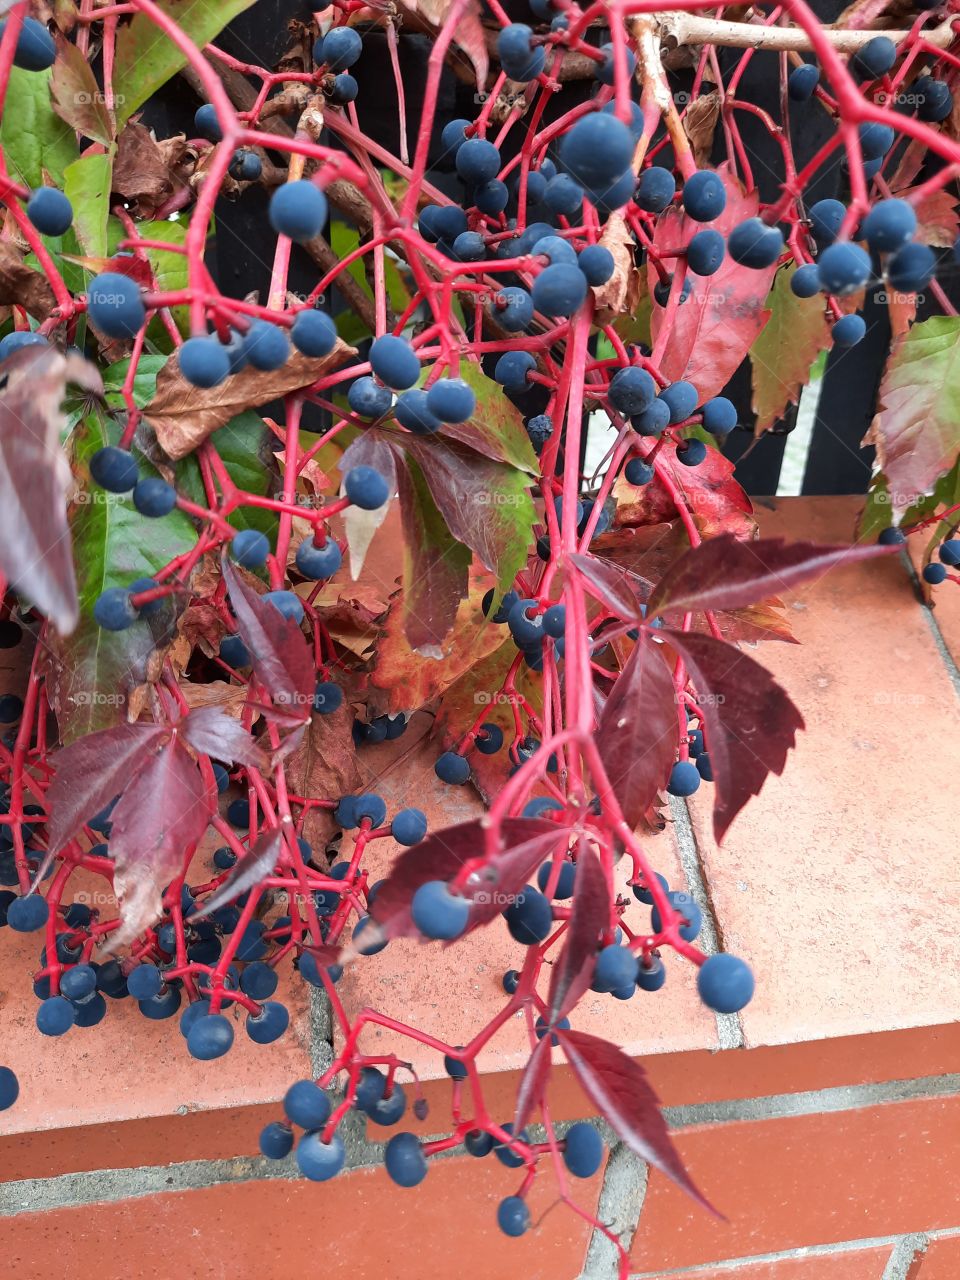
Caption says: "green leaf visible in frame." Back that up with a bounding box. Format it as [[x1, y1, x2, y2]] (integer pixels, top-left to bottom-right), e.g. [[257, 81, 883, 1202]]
[[329, 217, 410, 315], [867, 315, 960, 517], [48, 409, 196, 742], [63, 151, 114, 259], [112, 0, 257, 127], [396, 454, 471, 653], [108, 215, 190, 337], [103, 353, 168, 406], [440, 362, 539, 474], [1, 66, 79, 187], [750, 263, 832, 436], [176, 411, 277, 537]]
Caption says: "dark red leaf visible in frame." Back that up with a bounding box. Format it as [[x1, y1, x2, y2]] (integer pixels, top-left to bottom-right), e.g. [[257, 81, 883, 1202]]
[[648, 535, 897, 621], [615, 442, 755, 542], [597, 634, 679, 830], [548, 840, 609, 1021], [662, 628, 804, 843], [180, 705, 270, 770], [557, 1028, 720, 1216], [394, 452, 470, 654], [109, 739, 213, 946], [192, 828, 285, 919], [569, 553, 643, 621], [0, 347, 102, 634], [44, 722, 168, 856], [337, 428, 398, 492], [513, 1031, 553, 1134], [221, 554, 313, 719], [369, 817, 562, 941]]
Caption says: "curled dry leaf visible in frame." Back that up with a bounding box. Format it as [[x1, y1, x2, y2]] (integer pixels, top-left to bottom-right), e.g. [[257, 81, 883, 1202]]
[[0, 346, 103, 634], [0, 243, 57, 320], [682, 89, 720, 166], [592, 213, 643, 322], [145, 340, 356, 459], [50, 32, 114, 145], [112, 122, 189, 217], [399, 0, 489, 89]]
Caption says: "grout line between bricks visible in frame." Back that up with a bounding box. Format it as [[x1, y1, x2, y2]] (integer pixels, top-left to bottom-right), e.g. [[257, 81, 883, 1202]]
[[664, 1070, 960, 1129], [629, 1228, 947, 1278], [4, 1072, 960, 1216], [668, 796, 742, 1050], [581, 1142, 648, 1280], [882, 1233, 929, 1280], [903, 549, 960, 701]]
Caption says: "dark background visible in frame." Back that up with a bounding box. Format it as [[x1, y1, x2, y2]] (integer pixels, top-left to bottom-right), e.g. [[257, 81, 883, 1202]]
[[143, 0, 958, 497]]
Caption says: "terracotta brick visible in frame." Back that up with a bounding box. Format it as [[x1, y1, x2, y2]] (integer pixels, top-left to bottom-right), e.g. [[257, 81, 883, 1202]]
[[915, 1234, 960, 1278], [0, 918, 312, 1140], [0, 1103, 276, 1183], [642, 1249, 891, 1280], [2, 1154, 603, 1280], [687, 496, 960, 1050], [630, 1093, 960, 1272]]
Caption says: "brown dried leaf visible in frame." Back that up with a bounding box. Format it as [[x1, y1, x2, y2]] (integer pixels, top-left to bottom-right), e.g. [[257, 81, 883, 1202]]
[[0, 243, 57, 321], [592, 213, 642, 321], [50, 32, 114, 145], [144, 340, 356, 459], [401, 0, 489, 89], [177, 601, 226, 656], [112, 122, 183, 216], [682, 90, 720, 168], [285, 700, 362, 850], [180, 680, 249, 716]]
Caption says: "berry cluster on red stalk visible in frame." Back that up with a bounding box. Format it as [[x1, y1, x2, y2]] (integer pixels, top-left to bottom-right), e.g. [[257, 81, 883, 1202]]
[[0, 0, 957, 1268]]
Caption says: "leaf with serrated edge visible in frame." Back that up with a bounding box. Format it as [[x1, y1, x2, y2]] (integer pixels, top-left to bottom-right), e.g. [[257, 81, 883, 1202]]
[[192, 828, 285, 919], [396, 453, 471, 654], [109, 738, 212, 947], [558, 1028, 720, 1215], [181, 705, 270, 770], [44, 722, 167, 857], [865, 316, 960, 517], [221, 554, 313, 718], [50, 32, 114, 144], [750, 263, 832, 437], [548, 841, 608, 1021], [647, 534, 896, 621], [662, 628, 804, 843], [597, 634, 679, 830]]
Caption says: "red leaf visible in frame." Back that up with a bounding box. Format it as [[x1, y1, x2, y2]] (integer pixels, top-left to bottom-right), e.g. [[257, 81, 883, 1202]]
[[557, 1028, 720, 1216], [0, 346, 102, 633], [597, 635, 679, 830], [109, 739, 213, 946], [221, 554, 313, 719], [569, 553, 643, 621], [395, 452, 470, 654], [192, 827, 285, 919], [647, 535, 897, 621], [513, 1031, 553, 1134], [649, 165, 778, 402], [44, 722, 168, 856], [181, 705, 270, 770], [548, 840, 609, 1021], [369, 817, 562, 941], [662, 628, 804, 843], [615, 441, 755, 542]]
